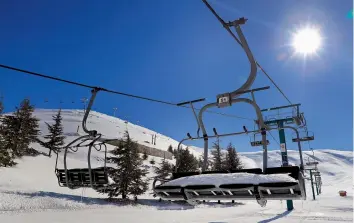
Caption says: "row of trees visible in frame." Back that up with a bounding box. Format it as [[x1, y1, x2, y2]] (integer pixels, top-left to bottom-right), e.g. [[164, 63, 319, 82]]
[[0, 99, 67, 167], [152, 141, 243, 181], [0, 99, 40, 167], [210, 141, 243, 171]]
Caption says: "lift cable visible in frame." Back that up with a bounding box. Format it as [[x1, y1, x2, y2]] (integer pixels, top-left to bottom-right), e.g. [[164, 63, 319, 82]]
[[0, 63, 255, 121]]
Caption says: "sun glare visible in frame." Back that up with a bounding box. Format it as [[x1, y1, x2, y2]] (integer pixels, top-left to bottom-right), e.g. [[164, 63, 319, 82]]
[[292, 27, 322, 56]]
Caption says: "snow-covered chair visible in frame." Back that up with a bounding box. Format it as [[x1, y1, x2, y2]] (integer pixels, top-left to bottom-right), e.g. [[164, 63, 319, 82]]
[[153, 167, 306, 206], [258, 166, 306, 200]]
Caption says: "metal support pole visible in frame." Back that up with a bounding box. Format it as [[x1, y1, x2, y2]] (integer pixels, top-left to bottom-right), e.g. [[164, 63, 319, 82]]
[[310, 169, 316, 200], [277, 121, 293, 211], [315, 176, 319, 195]]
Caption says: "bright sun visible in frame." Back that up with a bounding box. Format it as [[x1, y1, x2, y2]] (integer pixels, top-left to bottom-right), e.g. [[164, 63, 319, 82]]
[[292, 27, 322, 55]]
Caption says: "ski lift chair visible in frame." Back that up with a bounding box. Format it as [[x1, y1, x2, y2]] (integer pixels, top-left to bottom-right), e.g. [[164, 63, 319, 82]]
[[55, 88, 117, 190], [55, 139, 110, 190], [154, 165, 306, 206], [154, 15, 306, 206], [250, 132, 270, 147], [292, 131, 314, 142], [153, 124, 307, 207]]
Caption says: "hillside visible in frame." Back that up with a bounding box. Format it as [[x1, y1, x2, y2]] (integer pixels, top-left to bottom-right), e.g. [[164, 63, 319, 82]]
[[0, 109, 352, 222], [35, 109, 199, 156]]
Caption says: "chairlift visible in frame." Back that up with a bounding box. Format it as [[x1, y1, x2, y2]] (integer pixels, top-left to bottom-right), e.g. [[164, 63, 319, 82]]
[[54, 88, 117, 190], [292, 131, 314, 142], [153, 15, 306, 207], [250, 132, 269, 147]]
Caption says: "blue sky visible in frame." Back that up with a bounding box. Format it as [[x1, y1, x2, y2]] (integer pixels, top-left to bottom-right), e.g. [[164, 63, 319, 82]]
[[0, 0, 352, 152]]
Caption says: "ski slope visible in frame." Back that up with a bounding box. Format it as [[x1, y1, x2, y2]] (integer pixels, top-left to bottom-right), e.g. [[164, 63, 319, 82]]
[[0, 109, 352, 222]]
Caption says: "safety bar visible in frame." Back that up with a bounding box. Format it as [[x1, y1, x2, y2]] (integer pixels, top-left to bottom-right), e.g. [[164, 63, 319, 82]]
[[261, 104, 301, 112], [237, 86, 270, 94], [176, 125, 304, 171]]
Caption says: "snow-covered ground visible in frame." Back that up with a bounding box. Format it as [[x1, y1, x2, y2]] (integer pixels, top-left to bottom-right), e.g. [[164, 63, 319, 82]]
[[0, 109, 352, 222]]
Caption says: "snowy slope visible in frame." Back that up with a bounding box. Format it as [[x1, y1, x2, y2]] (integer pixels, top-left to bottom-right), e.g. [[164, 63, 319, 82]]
[[34, 109, 199, 156], [0, 109, 352, 222]]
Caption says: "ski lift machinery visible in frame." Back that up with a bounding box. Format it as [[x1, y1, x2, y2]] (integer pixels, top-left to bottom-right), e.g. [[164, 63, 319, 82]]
[[153, 4, 306, 207], [55, 88, 118, 190]]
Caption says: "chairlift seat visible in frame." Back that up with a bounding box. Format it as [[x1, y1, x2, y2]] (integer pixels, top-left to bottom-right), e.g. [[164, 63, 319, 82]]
[[219, 183, 254, 189], [292, 136, 314, 142], [155, 168, 264, 202], [154, 185, 185, 200], [259, 166, 305, 200], [56, 167, 108, 189]]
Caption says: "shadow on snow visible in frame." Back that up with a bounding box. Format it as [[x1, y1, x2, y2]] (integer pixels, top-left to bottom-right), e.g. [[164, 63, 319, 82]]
[[258, 210, 292, 223], [2, 191, 245, 211]]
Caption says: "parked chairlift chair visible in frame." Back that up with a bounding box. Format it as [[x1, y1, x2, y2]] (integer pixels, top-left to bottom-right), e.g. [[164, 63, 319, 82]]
[[153, 15, 306, 207], [153, 126, 307, 206], [153, 163, 306, 207]]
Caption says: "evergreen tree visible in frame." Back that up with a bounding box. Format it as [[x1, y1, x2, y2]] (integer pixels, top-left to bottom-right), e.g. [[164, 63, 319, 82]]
[[103, 131, 148, 199], [0, 102, 16, 167], [225, 143, 242, 171], [167, 145, 173, 154], [129, 135, 149, 200], [211, 140, 224, 171], [197, 153, 213, 170], [0, 115, 19, 166], [42, 109, 65, 157], [13, 99, 40, 157], [154, 158, 172, 179], [142, 149, 148, 160], [149, 158, 156, 165], [175, 147, 198, 172], [197, 156, 203, 169], [0, 100, 3, 114]]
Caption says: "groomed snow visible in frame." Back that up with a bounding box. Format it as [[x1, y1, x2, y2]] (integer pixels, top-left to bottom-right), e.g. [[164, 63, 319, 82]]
[[0, 109, 352, 223], [163, 172, 297, 187]]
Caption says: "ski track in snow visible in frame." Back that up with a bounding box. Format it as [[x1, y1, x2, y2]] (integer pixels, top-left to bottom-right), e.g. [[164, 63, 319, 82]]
[[0, 109, 352, 222]]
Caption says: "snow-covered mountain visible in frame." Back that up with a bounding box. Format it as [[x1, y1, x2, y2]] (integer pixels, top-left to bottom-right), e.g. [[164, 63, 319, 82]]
[[0, 109, 352, 222], [35, 109, 199, 157]]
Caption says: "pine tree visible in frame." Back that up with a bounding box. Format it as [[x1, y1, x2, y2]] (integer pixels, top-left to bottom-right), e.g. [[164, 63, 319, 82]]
[[167, 145, 173, 154], [43, 109, 65, 157], [103, 131, 148, 199], [154, 158, 172, 179], [13, 99, 40, 157], [211, 140, 224, 171], [0, 115, 19, 166], [0, 102, 16, 167], [197, 152, 213, 170], [0, 100, 3, 114], [129, 134, 149, 200], [225, 143, 242, 171], [150, 158, 156, 165], [175, 147, 198, 172], [142, 149, 148, 160]]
